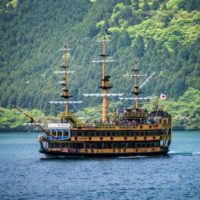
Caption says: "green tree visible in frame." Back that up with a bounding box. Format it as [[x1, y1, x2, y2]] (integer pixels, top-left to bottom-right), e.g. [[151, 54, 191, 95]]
[[133, 35, 145, 58], [143, 0, 150, 11]]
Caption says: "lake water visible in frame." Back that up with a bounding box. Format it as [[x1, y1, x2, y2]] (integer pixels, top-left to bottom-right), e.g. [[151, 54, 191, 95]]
[[0, 131, 200, 200]]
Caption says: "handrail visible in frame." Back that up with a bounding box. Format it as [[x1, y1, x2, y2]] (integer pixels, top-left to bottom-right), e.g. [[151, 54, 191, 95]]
[[72, 123, 161, 129]]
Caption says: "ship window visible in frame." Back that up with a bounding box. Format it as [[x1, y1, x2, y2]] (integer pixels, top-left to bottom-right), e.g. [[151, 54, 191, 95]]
[[85, 143, 90, 148], [63, 131, 68, 137], [52, 143, 59, 148], [131, 142, 136, 148], [96, 143, 101, 149], [121, 143, 126, 148], [90, 132, 95, 137], [80, 143, 84, 148], [112, 132, 116, 136], [154, 142, 159, 147], [60, 143, 66, 148], [121, 143, 129, 148], [90, 131, 96, 136], [77, 132, 82, 136], [57, 132, 62, 136], [74, 132, 77, 137], [142, 143, 145, 148], [112, 143, 118, 148], [90, 143, 96, 149], [101, 132, 106, 136], [103, 143, 107, 148]]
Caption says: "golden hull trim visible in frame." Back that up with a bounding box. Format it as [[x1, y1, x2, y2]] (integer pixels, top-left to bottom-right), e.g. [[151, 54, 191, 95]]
[[71, 136, 160, 142]]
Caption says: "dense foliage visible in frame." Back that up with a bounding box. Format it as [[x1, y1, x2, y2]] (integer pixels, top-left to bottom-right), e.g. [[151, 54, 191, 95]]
[[1, 88, 199, 130], [0, 107, 48, 131], [0, 0, 199, 129]]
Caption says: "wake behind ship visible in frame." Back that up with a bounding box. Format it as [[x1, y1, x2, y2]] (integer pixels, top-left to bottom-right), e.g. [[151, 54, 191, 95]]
[[20, 32, 172, 157]]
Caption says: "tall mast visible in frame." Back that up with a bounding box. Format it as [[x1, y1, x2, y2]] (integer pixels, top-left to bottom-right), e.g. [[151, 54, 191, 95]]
[[99, 36, 112, 123], [64, 46, 68, 114], [83, 33, 123, 123], [49, 45, 82, 123], [60, 45, 72, 116], [133, 61, 140, 111], [119, 62, 154, 108]]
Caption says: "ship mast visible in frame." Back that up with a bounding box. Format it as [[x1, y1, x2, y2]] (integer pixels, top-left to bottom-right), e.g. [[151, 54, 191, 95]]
[[49, 45, 82, 124], [99, 36, 112, 123], [83, 33, 123, 123], [64, 46, 69, 114], [61, 45, 71, 116], [119, 62, 154, 109], [133, 61, 140, 111]]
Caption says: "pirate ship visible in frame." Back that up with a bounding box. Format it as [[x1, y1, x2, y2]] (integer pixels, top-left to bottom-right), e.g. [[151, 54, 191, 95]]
[[35, 34, 172, 157]]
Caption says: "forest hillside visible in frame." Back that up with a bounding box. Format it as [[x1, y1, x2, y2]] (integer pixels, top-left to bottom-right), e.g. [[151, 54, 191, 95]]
[[0, 0, 199, 130]]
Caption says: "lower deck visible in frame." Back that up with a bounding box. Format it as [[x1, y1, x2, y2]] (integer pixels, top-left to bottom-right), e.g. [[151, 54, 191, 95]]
[[39, 140, 169, 157], [40, 147, 168, 157]]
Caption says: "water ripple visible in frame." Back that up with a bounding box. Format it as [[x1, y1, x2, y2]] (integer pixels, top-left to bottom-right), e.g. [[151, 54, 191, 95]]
[[0, 132, 200, 199]]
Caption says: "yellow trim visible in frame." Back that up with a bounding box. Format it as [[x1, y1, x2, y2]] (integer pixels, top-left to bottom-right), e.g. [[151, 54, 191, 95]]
[[71, 136, 160, 142], [71, 124, 162, 131]]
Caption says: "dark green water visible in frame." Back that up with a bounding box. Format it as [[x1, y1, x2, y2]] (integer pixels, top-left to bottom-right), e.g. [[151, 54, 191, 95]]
[[0, 131, 200, 200]]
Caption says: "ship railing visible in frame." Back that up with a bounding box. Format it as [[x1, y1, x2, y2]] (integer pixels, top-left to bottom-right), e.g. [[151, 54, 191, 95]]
[[73, 123, 161, 129]]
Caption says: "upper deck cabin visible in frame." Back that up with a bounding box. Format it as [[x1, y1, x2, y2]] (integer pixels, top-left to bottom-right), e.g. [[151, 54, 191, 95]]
[[45, 108, 171, 142]]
